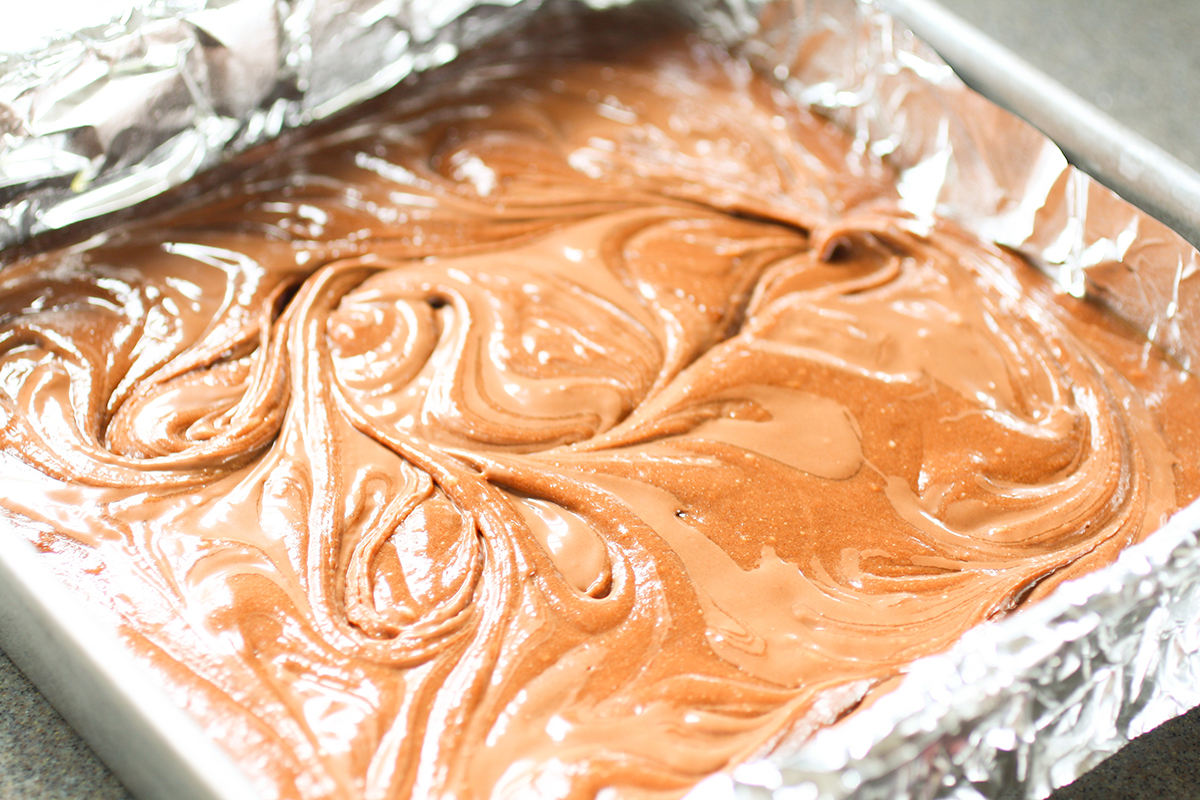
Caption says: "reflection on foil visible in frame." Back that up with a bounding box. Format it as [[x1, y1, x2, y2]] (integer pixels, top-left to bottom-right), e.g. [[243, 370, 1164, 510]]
[[713, 499, 1200, 800], [5, 1, 1200, 799], [0, 0, 543, 245]]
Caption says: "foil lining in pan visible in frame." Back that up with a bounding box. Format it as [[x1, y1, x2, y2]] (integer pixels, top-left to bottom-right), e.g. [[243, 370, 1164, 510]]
[[0, 0, 543, 246], [729, 501, 1200, 800], [711, 6, 1200, 796], [700, 4, 1200, 796], [4, 1, 1200, 800]]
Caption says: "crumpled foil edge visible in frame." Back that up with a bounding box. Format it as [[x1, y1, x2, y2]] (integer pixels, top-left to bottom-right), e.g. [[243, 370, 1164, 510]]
[[1, 0, 555, 246], [6, 1, 1200, 799], [705, 502, 1200, 800], [701, 2, 1200, 797]]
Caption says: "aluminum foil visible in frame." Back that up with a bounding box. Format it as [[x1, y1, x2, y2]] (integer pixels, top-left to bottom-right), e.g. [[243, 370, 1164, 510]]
[[722, 502, 1200, 800], [0, 0, 557, 246], [5, 1, 1200, 799], [706, 4, 1200, 797]]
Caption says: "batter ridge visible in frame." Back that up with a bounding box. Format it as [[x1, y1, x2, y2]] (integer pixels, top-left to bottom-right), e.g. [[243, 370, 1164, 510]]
[[2, 19, 1198, 800]]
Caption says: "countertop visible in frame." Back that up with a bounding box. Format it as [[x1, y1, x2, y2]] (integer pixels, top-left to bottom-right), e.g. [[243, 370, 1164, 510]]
[[922, 1, 1200, 792], [3, 1, 1200, 798]]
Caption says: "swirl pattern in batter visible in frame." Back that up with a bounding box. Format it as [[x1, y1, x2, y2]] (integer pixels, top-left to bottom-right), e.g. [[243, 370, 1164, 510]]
[[2, 22, 1199, 800]]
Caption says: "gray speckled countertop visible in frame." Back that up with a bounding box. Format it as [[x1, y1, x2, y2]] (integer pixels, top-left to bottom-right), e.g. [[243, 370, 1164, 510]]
[[934, 1, 1200, 797], [0, 653, 130, 800], [940, 0, 1200, 175], [2, 1, 1199, 799]]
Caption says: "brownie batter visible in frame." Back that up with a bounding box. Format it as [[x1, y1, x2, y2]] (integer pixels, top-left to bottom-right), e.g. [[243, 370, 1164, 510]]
[[1, 22, 1198, 800]]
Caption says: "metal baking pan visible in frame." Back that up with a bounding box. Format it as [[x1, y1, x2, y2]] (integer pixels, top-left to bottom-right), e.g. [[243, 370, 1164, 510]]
[[886, 0, 1200, 251], [3, 2, 1200, 799], [0, 533, 257, 800]]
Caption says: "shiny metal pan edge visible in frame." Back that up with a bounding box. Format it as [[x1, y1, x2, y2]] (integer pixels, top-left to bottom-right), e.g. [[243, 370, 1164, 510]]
[[883, 0, 1200, 251], [717, 4, 1200, 797], [3, 2, 1200, 800], [0, 532, 262, 800], [711, 4, 1200, 796]]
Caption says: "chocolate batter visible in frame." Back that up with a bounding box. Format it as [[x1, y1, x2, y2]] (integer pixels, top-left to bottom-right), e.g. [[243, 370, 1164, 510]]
[[1, 22, 1198, 800]]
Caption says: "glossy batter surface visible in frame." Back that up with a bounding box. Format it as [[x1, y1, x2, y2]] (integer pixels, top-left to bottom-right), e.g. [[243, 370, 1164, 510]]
[[2, 24, 1199, 800]]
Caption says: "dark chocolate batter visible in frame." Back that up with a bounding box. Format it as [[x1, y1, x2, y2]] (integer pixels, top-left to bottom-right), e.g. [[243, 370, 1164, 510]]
[[1, 25, 1197, 800]]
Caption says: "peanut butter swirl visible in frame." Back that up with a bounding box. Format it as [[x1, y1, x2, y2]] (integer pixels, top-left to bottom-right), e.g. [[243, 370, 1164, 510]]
[[1, 24, 1198, 800]]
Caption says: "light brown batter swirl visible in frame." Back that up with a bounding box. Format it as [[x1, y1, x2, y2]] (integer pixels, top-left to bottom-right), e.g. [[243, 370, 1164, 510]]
[[1, 20, 1199, 800]]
